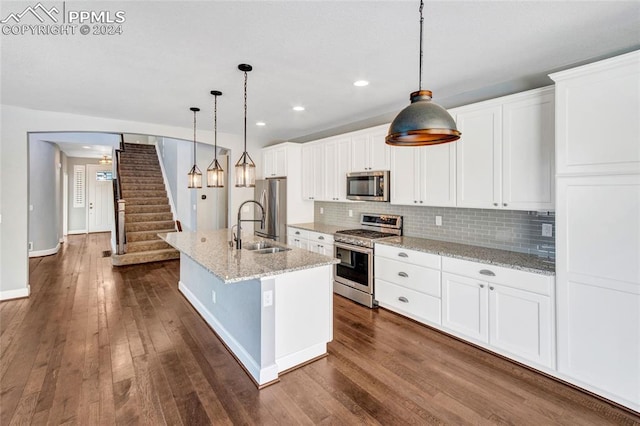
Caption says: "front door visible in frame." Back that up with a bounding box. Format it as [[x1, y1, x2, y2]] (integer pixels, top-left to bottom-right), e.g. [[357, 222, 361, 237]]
[[87, 164, 114, 233]]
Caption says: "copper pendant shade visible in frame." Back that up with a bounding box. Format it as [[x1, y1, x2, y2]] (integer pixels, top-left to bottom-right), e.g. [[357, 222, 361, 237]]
[[386, 1, 460, 147]]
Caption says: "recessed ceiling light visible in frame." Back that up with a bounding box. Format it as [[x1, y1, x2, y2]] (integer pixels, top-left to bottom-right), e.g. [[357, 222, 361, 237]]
[[354, 80, 369, 87], [292, 106, 305, 112], [256, 121, 266, 126], [82, 146, 91, 149]]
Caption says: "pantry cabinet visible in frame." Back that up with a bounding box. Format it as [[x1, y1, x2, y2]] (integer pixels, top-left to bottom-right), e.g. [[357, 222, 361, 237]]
[[350, 125, 390, 172], [454, 87, 555, 210], [390, 143, 456, 207], [551, 51, 640, 412]]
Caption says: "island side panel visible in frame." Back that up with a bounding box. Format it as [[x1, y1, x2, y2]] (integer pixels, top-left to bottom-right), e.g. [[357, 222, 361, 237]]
[[274, 265, 333, 372], [178, 254, 278, 384]]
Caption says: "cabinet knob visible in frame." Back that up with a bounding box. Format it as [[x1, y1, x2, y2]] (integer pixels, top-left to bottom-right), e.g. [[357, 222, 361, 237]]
[[503, 203, 507, 207], [479, 269, 496, 277], [479, 284, 485, 288], [398, 296, 409, 303], [489, 286, 495, 290], [398, 272, 408, 278], [295, 231, 300, 235], [419, 201, 423, 204], [493, 203, 498, 206], [318, 236, 324, 240], [414, 200, 417, 203], [398, 252, 408, 258]]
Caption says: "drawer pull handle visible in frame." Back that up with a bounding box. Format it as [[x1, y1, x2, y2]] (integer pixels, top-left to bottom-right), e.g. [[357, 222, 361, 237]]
[[318, 236, 324, 240], [479, 269, 495, 277], [295, 231, 300, 235], [398, 296, 409, 303], [398, 252, 409, 258], [398, 272, 409, 278]]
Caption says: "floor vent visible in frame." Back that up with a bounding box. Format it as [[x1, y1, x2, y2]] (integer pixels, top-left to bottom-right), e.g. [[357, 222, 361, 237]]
[[102, 250, 112, 258]]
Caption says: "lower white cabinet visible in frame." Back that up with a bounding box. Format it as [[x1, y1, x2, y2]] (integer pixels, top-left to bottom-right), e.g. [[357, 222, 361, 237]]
[[286, 227, 334, 256], [374, 245, 442, 326], [441, 258, 555, 369]]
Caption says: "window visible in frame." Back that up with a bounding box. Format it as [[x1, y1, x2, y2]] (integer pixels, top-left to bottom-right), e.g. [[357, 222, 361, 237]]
[[96, 171, 113, 181], [73, 165, 85, 208]]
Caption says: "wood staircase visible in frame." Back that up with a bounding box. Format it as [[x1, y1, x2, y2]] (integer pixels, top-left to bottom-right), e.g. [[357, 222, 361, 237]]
[[111, 143, 180, 266]]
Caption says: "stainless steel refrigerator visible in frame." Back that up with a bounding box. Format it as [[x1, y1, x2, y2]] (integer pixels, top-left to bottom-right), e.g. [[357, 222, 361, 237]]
[[254, 178, 287, 242]]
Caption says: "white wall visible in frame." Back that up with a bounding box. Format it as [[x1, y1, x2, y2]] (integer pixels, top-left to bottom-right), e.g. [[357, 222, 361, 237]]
[[0, 104, 260, 300]]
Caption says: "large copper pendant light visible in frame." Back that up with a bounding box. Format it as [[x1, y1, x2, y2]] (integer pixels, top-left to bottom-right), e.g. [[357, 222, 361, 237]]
[[234, 64, 256, 187], [187, 107, 203, 188], [386, 0, 460, 146], [207, 90, 225, 188]]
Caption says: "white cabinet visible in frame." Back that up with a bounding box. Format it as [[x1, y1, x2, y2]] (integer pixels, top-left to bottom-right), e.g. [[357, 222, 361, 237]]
[[350, 125, 390, 172], [286, 227, 334, 256], [262, 145, 287, 178], [324, 137, 351, 202], [551, 51, 640, 412], [374, 244, 442, 325], [390, 143, 456, 207], [455, 87, 555, 210], [301, 143, 325, 201], [441, 257, 555, 369]]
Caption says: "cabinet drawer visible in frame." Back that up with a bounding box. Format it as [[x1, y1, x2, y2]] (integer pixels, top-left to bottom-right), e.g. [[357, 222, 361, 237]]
[[307, 231, 334, 244], [375, 256, 441, 298], [375, 244, 441, 269], [442, 257, 553, 296], [287, 227, 309, 240], [376, 279, 441, 325]]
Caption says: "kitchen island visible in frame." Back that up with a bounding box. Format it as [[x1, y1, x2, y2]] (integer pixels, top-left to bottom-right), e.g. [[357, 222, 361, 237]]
[[160, 229, 340, 387]]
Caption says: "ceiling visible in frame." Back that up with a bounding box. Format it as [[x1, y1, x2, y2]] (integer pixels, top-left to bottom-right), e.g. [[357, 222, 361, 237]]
[[2, 1, 639, 148]]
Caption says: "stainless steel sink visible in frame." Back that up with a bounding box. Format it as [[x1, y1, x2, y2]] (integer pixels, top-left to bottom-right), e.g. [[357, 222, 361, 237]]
[[244, 241, 278, 251], [253, 247, 291, 254]]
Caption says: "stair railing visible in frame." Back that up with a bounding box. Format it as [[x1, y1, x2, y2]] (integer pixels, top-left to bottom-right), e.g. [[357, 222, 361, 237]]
[[113, 135, 127, 254]]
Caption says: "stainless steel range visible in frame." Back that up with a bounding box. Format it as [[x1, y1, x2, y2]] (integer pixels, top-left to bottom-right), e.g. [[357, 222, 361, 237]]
[[333, 213, 403, 308]]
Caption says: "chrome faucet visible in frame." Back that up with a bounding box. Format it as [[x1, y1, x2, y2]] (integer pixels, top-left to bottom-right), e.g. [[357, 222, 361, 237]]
[[235, 200, 266, 249]]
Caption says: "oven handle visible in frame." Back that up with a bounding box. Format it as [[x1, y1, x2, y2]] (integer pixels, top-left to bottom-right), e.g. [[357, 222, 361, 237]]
[[334, 241, 374, 255]]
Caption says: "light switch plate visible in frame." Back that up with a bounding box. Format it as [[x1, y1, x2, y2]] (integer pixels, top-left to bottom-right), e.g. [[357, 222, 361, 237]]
[[435, 216, 442, 226]]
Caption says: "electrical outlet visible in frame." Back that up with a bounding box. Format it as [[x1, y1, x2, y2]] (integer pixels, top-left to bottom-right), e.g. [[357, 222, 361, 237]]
[[29, 204, 34, 211], [348, 209, 353, 217], [320, 207, 324, 214], [211, 290, 216, 304], [193, 204, 196, 211], [435, 216, 442, 226], [263, 290, 273, 307], [542, 223, 553, 237]]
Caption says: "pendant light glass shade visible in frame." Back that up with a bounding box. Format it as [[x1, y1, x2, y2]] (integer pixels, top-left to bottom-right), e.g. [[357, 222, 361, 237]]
[[386, 1, 460, 147], [207, 90, 225, 188], [187, 107, 202, 189], [235, 64, 256, 188]]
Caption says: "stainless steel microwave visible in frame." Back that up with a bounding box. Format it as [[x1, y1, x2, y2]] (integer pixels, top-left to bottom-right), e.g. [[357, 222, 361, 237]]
[[346, 171, 390, 202]]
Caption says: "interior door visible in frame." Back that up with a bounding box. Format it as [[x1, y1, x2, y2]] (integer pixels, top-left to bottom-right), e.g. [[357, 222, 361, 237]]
[[87, 164, 114, 233]]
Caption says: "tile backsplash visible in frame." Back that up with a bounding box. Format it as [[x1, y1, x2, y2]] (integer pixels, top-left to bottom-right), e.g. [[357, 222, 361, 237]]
[[315, 202, 555, 259]]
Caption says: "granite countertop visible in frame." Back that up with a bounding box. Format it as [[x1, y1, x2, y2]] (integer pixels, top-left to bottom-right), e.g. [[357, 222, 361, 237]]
[[377, 236, 555, 275], [287, 222, 346, 235], [160, 229, 340, 284]]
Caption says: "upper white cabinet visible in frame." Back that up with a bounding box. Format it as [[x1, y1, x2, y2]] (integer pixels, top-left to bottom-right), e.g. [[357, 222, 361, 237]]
[[455, 87, 555, 210], [324, 137, 351, 201], [301, 143, 325, 201], [261, 144, 288, 178], [350, 125, 390, 172], [551, 51, 640, 176], [390, 143, 456, 207]]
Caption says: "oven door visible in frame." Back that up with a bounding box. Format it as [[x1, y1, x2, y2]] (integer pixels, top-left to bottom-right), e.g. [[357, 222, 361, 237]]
[[334, 242, 373, 294]]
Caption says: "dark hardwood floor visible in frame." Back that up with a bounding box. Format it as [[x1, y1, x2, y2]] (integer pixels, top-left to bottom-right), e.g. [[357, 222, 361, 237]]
[[1, 233, 638, 425]]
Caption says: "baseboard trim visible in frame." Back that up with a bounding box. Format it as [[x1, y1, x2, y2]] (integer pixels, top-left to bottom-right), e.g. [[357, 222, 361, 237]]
[[0, 285, 30, 301], [28, 243, 60, 258], [67, 229, 87, 235]]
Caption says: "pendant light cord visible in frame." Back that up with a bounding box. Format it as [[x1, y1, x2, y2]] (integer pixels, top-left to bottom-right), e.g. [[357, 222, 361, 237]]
[[193, 109, 197, 165], [243, 70, 248, 157], [419, 0, 424, 91], [213, 95, 218, 161]]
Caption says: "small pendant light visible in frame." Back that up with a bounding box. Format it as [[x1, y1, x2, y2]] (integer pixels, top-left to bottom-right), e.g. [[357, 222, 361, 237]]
[[386, 0, 461, 146], [187, 107, 202, 189], [207, 90, 225, 188], [234, 64, 256, 187], [98, 155, 112, 165]]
